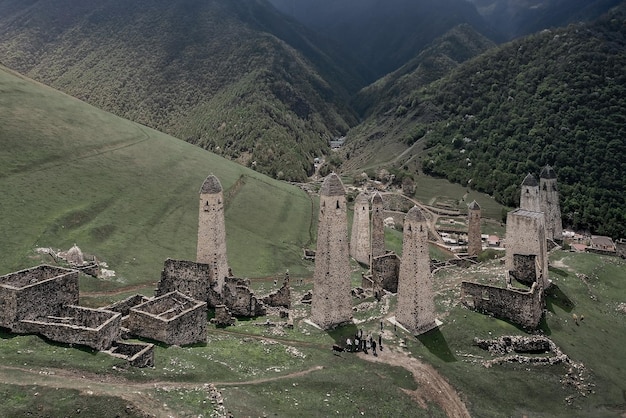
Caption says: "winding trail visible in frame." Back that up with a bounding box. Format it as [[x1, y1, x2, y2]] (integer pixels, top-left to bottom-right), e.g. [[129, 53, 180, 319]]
[[358, 348, 471, 418]]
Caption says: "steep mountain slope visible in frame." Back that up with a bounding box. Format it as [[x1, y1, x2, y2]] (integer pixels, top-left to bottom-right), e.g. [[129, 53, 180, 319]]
[[0, 0, 360, 182], [268, 0, 494, 81], [0, 64, 314, 285], [344, 7, 626, 238], [468, 0, 623, 40]]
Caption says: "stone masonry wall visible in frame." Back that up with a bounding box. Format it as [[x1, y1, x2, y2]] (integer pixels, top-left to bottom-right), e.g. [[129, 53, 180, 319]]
[[0, 266, 79, 330], [128, 292, 207, 346], [156, 258, 213, 303], [372, 253, 400, 293], [461, 281, 544, 329], [540, 176, 563, 240], [16, 305, 121, 350]]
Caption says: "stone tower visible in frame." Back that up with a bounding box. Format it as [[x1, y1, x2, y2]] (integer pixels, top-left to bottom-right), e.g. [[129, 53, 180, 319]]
[[520, 173, 541, 212], [505, 209, 549, 290], [396, 206, 437, 335], [350, 192, 371, 266], [197, 174, 229, 294], [467, 200, 482, 257], [371, 192, 385, 259], [539, 165, 563, 240], [311, 173, 353, 329]]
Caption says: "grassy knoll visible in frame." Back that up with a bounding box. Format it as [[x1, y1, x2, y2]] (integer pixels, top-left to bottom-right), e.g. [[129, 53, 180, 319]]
[[0, 66, 314, 287]]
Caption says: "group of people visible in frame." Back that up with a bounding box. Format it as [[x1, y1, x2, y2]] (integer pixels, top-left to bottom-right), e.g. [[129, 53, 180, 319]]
[[345, 328, 383, 356]]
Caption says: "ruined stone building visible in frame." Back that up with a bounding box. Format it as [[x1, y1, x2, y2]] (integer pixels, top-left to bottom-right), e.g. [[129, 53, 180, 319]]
[[311, 173, 353, 329], [128, 291, 207, 346], [197, 174, 229, 294], [396, 206, 437, 335], [539, 165, 563, 241], [371, 192, 386, 259], [467, 200, 482, 257], [520, 173, 541, 212], [350, 191, 371, 266], [505, 209, 549, 290]]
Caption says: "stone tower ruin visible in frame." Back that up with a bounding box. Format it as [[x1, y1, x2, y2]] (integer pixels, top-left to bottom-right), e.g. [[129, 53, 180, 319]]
[[371, 192, 385, 259], [539, 165, 563, 241], [396, 206, 437, 335], [311, 173, 353, 329], [350, 191, 371, 266], [520, 173, 541, 212], [505, 209, 549, 290], [197, 174, 229, 294], [467, 200, 482, 257]]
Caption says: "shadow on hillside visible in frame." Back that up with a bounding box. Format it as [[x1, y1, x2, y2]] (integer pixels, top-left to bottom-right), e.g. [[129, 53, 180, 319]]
[[545, 284, 575, 313], [417, 328, 456, 363], [327, 323, 359, 349]]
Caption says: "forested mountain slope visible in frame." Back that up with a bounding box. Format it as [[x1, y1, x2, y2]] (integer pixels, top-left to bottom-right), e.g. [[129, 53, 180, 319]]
[[269, 0, 494, 81], [0, 0, 360, 181], [346, 6, 626, 238]]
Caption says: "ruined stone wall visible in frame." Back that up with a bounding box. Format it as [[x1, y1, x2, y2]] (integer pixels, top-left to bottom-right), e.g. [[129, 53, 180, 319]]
[[467, 202, 482, 256], [108, 341, 154, 368], [350, 192, 371, 266], [311, 174, 353, 329], [0, 266, 78, 329], [371, 192, 386, 259], [197, 175, 229, 293], [128, 292, 207, 346], [505, 209, 549, 289], [396, 207, 437, 335], [262, 278, 291, 309], [223, 277, 267, 317], [156, 259, 213, 303], [106, 295, 151, 317], [461, 282, 544, 329], [372, 253, 400, 293], [16, 306, 121, 350]]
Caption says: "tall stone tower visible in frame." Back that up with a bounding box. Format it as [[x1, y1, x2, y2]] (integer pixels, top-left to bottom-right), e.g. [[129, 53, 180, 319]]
[[311, 173, 353, 329], [539, 165, 563, 240], [371, 192, 386, 259], [197, 174, 229, 294], [396, 206, 437, 335], [520, 173, 541, 212], [350, 192, 371, 265], [467, 200, 482, 257]]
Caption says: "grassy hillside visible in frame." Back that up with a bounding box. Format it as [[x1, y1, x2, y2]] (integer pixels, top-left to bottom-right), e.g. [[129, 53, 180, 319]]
[[343, 6, 626, 238], [0, 0, 359, 182], [0, 65, 314, 288]]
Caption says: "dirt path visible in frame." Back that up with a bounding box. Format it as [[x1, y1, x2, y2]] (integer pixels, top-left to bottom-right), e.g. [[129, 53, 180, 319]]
[[0, 364, 324, 418], [358, 348, 471, 418]]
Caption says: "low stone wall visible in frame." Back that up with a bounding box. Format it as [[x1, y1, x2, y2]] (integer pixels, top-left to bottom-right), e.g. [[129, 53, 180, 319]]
[[128, 291, 207, 346], [16, 305, 121, 350], [461, 281, 544, 329], [106, 294, 151, 317], [222, 277, 266, 317], [108, 341, 154, 368]]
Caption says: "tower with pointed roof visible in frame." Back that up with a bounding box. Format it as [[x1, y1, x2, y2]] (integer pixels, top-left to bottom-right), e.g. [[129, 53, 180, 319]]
[[396, 206, 437, 335], [520, 173, 541, 212], [311, 173, 353, 329], [197, 174, 229, 293], [467, 200, 482, 256], [539, 165, 563, 240], [371, 192, 385, 259], [350, 191, 371, 265]]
